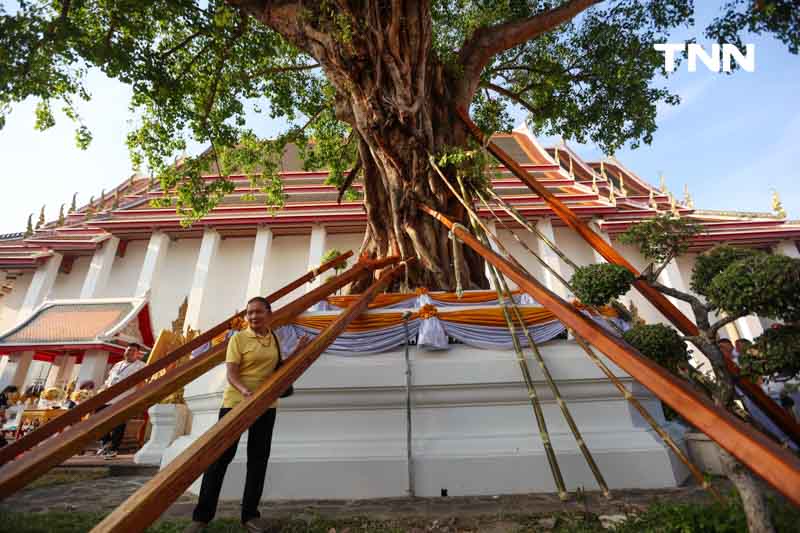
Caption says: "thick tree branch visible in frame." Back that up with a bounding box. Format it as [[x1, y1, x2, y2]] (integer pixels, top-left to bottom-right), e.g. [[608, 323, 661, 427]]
[[648, 279, 705, 309], [710, 313, 747, 337], [481, 81, 543, 116], [456, 0, 601, 104]]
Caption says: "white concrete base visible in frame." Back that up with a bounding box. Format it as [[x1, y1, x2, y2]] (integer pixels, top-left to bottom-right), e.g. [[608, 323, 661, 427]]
[[162, 341, 690, 500], [135, 403, 189, 466]]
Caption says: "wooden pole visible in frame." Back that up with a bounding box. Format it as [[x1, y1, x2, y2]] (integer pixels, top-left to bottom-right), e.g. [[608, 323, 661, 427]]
[[0, 257, 392, 499], [456, 106, 800, 447], [421, 205, 800, 506], [0, 251, 354, 466], [91, 262, 410, 533]]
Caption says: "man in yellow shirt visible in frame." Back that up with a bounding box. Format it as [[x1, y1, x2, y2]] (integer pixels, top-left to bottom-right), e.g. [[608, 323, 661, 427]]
[[187, 296, 288, 533]]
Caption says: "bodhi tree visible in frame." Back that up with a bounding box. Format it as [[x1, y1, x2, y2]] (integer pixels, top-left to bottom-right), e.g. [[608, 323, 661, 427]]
[[1, 1, 798, 290], [571, 213, 800, 533]]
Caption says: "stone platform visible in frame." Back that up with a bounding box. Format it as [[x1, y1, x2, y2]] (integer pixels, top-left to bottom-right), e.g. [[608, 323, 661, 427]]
[[161, 340, 690, 500]]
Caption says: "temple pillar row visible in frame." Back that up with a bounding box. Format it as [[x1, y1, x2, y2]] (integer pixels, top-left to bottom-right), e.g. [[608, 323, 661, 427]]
[[0, 351, 33, 391], [184, 228, 221, 332], [45, 354, 76, 389], [306, 224, 327, 292], [246, 226, 274, 300], [136, 231, 170, 297], [80, 236, 120, 298], [76, 350, 110, 389], [19, 253, 63, 318], [535, 217, 571, 300]]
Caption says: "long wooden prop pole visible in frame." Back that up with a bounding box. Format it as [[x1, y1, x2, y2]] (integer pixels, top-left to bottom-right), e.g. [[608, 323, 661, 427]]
[[0, 251, 353, 466], [422, 205, 800, 506], [0, 256, 394, 499], [456, 106, 800, 446], [92, 261, 410, 533]]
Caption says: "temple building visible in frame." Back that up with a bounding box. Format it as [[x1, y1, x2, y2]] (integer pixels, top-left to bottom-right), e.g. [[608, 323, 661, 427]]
[[1, 125, 798, 498]]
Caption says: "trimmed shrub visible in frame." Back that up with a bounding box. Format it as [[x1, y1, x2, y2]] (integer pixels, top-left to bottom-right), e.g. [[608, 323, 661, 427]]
[[570, 263, 635, 307], [690, 245, 764, 297], [739, 325, 800, 380], [622, 323, 688, 373], [706, 254, 800, 322]]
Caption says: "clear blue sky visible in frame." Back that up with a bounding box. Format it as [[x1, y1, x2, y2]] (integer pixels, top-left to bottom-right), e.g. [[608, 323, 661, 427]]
[[1, 4, 798, 234]]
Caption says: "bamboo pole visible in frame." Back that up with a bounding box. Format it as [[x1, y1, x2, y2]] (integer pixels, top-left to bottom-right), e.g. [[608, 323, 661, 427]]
[[570, 333, 723, 502], [454, 174, 608, 498], [91, 261, 410, 533], [421, 205, 800, 507], [457, 107, 800, 448], [0, 257, 394, 499], [0, 251, 354, 466], [475, 193, 715, 499]]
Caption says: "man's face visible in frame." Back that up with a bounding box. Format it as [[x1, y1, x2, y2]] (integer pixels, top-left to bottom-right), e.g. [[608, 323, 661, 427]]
[[246, 301, 271, 331], [718, 341, 733, 356], [124, 346, 140, 362]]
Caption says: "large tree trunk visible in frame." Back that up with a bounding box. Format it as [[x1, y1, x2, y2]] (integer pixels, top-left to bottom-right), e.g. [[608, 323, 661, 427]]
[[695, 338, 775, 533], [251, 1, 488, 291]]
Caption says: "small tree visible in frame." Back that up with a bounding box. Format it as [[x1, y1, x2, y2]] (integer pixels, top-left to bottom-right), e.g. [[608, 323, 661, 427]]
[[572, 214, 800, 533]]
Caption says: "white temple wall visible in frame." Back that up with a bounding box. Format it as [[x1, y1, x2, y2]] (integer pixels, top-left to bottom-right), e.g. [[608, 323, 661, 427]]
[[148, 238, 201, 333], [99, 240, 147, 298], [201, 237, 253, 330], [49, 256, 90, 300], [324, 233, 363, 270], [0, 272, 32, 333], [263, 234, 311, 309], [552, 226, 596, 270], [494, 228, 543, 290]]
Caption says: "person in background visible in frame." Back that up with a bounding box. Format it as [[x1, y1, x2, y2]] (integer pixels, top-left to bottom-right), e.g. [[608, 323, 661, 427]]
[[0, 385, 18, 410], [734, 338, 752, 360], [97, 343, 146, 458], [718, 338, 735, 362]]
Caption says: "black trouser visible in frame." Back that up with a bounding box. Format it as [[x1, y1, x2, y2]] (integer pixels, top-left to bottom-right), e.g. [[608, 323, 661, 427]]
[[193, 407, 277, 524], [98, 404, 126, 451]]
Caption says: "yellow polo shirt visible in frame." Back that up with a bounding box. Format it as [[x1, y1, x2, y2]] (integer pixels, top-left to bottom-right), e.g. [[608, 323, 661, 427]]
[[222, 327, 280, 408]]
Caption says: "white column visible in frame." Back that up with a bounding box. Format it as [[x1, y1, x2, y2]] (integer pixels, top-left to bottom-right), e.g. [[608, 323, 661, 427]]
[[535, 218, 570, 299], [134, 403, 190, 465], [80, 236, 120, 298], [656, 259, 695, 323], [45, 355, 75, 388], [588, 220, 611, 264], [246, 226, 274, 299], [484, 220, 500, 289], [184, 228, 221, 332], [76, 350, 110, 388], [736, 316, 765, 342], [0, 351, 34, 391], [306, 224, 327, 292], [19, 254, 63, 318], [136, 231, 170, 296], [775, 240, 800, 258]]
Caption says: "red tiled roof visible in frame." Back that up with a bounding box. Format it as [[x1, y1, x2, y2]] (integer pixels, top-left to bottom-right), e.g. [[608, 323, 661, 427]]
[[1, 302, 134, 345]]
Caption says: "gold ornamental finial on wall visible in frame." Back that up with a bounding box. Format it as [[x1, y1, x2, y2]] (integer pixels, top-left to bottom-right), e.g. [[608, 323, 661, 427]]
[[772, 190, 787, 218], [683, 184, 694, 209]]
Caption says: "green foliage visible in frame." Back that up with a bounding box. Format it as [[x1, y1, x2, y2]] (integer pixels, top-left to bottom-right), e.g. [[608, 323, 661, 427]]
[[570, 264, 635, 307], [706, 254, 800, 322], [435, 145, 493, 193], [690, 245, 764, 297], [1, 0, 797, 225], [739, 325, 800, 380], [618, 214, 701, 265], [623, 323, 688, 373]]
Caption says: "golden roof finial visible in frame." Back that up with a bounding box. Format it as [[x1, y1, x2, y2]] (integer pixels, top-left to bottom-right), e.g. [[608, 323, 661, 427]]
[[24, 214, 33, 237], [70, 193, 77, 213], [36, 205, 46, 229], [57, 204, 65, 226], [609, 184, 617, 206], [592, 172, 599, 194], [619, 173, 627, 197], [569, 155, 574, 178], [670, 192, 679, 215], [772, 189, 787, 218], [683, 184, 694, 209], [553, 145, 559, 165], [648, 189, 658, 210], [659, 173, 667, 193], [600, 160, 607, 178]]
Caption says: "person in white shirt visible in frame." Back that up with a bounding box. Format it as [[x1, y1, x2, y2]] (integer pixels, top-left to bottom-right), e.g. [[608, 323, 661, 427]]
[[97, 343, 147, 458]]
